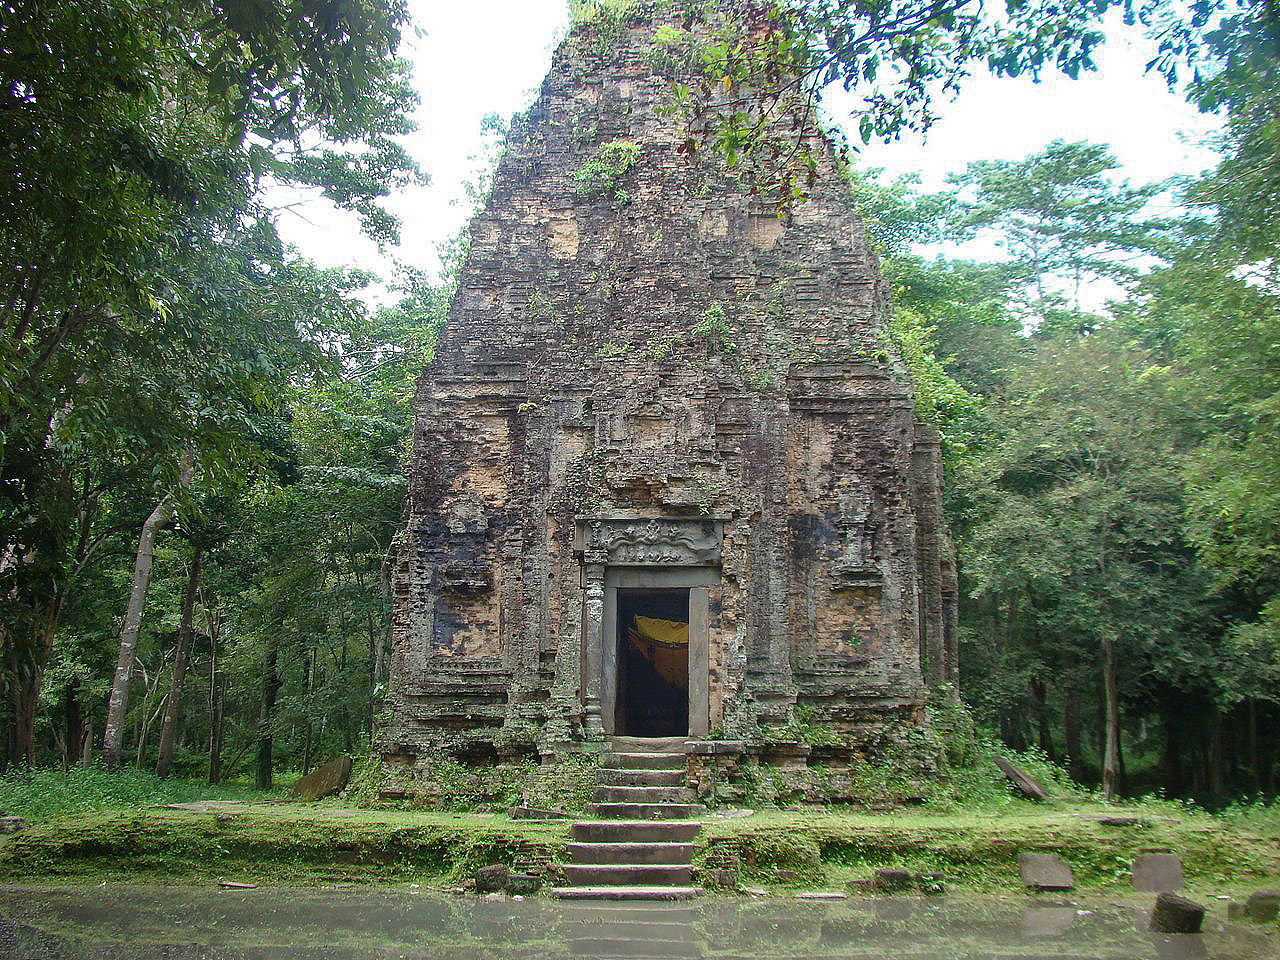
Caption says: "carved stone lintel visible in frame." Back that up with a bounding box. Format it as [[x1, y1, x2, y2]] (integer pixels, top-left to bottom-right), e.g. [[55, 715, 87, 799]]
[[574, 516, 722, 567]]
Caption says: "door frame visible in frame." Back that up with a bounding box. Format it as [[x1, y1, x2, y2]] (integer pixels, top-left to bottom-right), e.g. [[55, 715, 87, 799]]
[[602, 566, 715, 737]]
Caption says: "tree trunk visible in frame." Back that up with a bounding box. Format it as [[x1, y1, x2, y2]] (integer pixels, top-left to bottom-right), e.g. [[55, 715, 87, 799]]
[[8, 596, 62, 767], [208, 606, 223, 785], [301, 645, 315, 776], [62, 683, 82, 770], [1259, 701, 1269, 798], [10, 660, 39, 767], [1101, 636, 1121, 801], [255, 627, 282, 789], [1029, 678, 1055, 761], [1063, 654, 1085, 783], [101, 480, 184, 768], [1162, 698, 1183, 796], [1208, 707, 1226, 800], [156, 545, 202, 778]]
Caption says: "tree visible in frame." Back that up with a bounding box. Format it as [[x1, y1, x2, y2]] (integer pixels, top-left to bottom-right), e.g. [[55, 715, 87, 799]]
[[101, 457, 192, 768], [962, 331, 1204, 798], [947, 141, 1166, 332], [0, 0, 420, 766]]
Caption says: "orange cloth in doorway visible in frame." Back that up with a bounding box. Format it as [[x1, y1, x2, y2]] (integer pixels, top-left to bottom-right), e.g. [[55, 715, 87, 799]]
[[626, 615, 689, 689]]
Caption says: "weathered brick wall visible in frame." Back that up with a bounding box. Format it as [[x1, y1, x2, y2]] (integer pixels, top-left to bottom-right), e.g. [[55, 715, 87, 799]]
[[382, 3, 954, 766]]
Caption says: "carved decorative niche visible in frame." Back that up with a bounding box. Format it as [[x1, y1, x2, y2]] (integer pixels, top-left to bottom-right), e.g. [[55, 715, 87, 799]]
[[830, 489, 882, 592]]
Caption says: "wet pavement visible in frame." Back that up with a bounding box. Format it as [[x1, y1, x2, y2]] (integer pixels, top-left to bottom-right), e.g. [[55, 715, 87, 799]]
[[0, 885, 1273, 959]]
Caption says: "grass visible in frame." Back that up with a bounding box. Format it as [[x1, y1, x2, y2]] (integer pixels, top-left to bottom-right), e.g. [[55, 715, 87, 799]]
[[3, 791, 1277, 895], [4, 751, 1278, 896], [0, 765, 276, 821]]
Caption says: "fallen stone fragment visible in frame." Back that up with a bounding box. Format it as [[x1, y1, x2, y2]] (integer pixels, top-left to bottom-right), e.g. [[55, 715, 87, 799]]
[[795, 892, 847, 900], [1149, 892, 1205, 933], [1132, 853, 1184, 892], [995, 757, 1050, 801], [474, 864, 509, 894], [218, 881, 257, 889], [164, 800, 246, 812], [710, 808, 755, 819], [872, 868, 913, 892], [1018, 853, 1075, 891], [741, 885, 768, 897], [289, 755, 353, 802], [1245, 889, 1280, 923], [507, 806, 570, 820]]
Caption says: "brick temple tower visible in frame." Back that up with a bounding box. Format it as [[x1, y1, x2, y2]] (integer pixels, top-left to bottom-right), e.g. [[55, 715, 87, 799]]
[[383, 2, 957, 771]]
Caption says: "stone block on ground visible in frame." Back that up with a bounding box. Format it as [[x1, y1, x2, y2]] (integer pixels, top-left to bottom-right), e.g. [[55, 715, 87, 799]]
[[1132, 854, 1184, 892], [1018, 853, 1075, 891], [701, 867, 739, 889], [289, 756, 353, 802], [872, 868, 913, 892], [508, 806, 570, 820], [1149, 892, 1205, 933], [505, 873, 541, 895], [474, 864, 509, 894], [1245, 889, 1279, 923], [996, 757, 1050, 801]]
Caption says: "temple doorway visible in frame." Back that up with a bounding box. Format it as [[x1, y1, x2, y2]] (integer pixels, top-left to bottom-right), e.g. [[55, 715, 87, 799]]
[[615, 588, 689, 737]]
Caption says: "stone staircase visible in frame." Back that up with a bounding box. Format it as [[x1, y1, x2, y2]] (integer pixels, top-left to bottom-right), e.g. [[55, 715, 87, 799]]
[[552, 736, 704, 901]]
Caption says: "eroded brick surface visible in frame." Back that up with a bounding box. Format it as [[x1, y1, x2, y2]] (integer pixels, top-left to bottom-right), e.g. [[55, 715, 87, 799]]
[[383, 5, 955, 767]]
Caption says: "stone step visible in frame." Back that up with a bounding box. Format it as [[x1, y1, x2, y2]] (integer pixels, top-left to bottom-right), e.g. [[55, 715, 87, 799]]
[[572, 820, 703, 843], [563, 864, 693, 886], [593, 785, 693, 804], [569, 937, 701, 957], [590, 802, 706, 820], [605, 752, 686, 771], [568, 842, 695, 865], [610, 736, 689, 754], [598, 767, 686, 787], [551, 886, 702, 901]]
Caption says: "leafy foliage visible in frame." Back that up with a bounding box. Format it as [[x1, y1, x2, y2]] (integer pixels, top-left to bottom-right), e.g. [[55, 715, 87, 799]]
[[572, 139, 643, 202]]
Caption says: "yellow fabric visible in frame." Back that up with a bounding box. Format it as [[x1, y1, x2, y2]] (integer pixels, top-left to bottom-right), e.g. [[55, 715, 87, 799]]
[[632, 615, 689, 647], [626, 615, 689, 689]]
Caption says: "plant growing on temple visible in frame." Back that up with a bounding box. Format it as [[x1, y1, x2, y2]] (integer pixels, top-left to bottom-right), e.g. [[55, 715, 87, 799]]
[[572, 139, 643, 202], [695, 301, 735, 354]]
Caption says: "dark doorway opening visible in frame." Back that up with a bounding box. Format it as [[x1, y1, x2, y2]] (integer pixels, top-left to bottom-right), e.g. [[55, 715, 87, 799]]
[[616, 588, 689, 737]]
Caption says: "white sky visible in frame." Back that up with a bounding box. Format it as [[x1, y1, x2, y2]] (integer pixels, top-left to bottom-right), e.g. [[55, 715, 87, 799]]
[[274, 2, 1220, 299]]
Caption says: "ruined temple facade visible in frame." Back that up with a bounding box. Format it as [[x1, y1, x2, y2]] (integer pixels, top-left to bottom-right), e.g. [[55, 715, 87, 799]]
[[383, 4, 957, 769]]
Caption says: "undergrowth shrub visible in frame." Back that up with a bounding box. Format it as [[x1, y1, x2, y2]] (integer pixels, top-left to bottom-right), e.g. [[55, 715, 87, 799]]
[[0, 765, 270, 821], [342, 753, 602, 813]]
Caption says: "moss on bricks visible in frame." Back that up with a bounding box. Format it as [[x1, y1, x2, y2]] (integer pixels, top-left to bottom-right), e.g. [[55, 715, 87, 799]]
[[4, 802, 1278, 894]]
